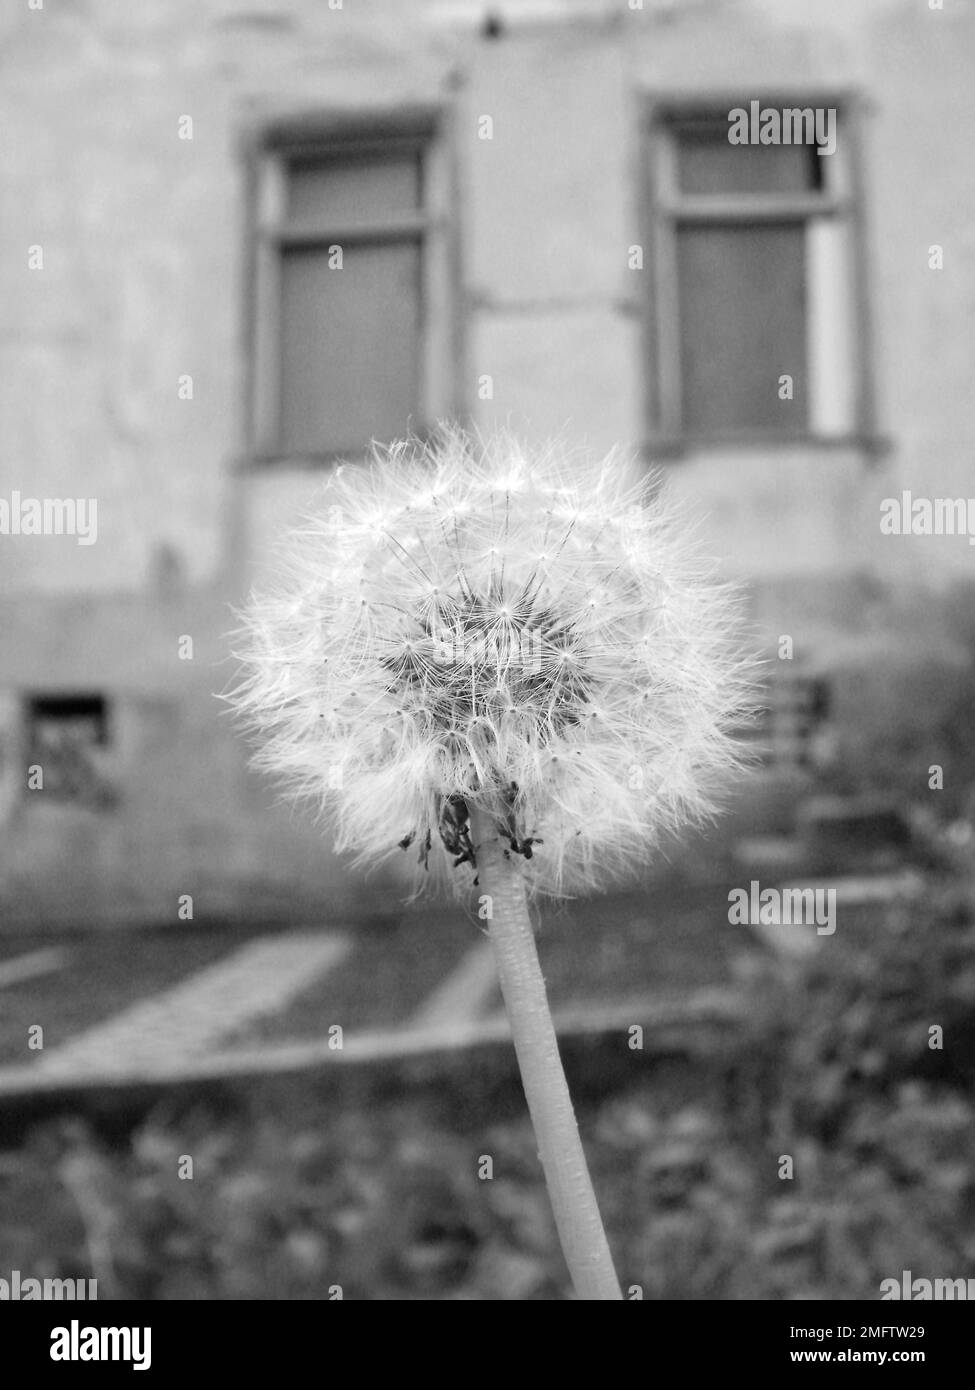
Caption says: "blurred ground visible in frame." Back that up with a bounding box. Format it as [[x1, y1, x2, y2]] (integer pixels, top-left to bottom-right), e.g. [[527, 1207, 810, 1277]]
[[1, 852, 973, 1299], [0, 870, 856, 1080], [1, 826, 973, 1300]]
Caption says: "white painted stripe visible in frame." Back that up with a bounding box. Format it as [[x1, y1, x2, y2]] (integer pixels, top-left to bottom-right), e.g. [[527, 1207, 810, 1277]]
[[0, 947, 67, 989], [37, 931, 351, 1075], [779, 872, 925, 905], [0, 989, 746, 1095], [746, 872, 925, 962], [411, 939, 499, 1029]]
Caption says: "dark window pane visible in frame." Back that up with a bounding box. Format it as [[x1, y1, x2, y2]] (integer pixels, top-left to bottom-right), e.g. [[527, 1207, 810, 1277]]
[[676, 224, 807, 435], [279, 242, 420, 455], [26, 694, 114, 807], [28, 694, 109, 746], [675, 118, 821, 195], [286, 155, 420, 226]]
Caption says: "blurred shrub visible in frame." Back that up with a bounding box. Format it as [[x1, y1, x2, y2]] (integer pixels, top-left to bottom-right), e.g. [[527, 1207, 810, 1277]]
[[1, 862, 973, 1299]]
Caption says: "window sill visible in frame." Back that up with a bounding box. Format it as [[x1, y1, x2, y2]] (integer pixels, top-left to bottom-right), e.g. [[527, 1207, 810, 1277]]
[[238, 450, 364, 471], [642, 433, 892, 462], [236, 442, 431, 473]]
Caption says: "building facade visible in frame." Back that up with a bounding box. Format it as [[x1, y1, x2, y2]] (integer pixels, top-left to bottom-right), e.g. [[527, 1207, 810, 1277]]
[[1, 0, 973, 926]]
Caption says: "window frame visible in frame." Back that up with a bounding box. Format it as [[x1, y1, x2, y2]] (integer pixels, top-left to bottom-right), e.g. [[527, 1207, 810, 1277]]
[[642, 93, 879, 456], [243, 107, 457, 466], [23, 692, 116, 809]]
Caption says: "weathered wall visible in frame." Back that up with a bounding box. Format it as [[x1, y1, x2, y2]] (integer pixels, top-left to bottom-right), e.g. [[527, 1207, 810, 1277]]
[[1, 0, 972, 925]]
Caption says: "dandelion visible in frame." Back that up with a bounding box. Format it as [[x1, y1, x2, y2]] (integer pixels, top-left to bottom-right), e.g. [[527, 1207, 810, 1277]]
[[227, 427, 757, 1300]]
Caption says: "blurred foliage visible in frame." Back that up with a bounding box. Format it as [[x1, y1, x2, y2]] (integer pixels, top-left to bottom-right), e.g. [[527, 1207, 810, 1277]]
[[1, 852, 973, 1299], [824, 590, 975, 818]]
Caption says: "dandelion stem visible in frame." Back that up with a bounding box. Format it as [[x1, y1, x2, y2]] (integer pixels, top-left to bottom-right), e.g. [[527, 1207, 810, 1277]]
[[469, 805, 622, 1300]]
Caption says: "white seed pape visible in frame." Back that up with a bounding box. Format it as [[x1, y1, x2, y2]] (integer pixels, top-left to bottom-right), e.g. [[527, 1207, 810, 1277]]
[[228, 428, 757, 900]]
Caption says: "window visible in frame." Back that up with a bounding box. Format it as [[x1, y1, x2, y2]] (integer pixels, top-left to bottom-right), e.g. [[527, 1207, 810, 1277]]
[[25, 694, 116, 808], [646, 103, 867, 446], [249, 111, 453, 462]]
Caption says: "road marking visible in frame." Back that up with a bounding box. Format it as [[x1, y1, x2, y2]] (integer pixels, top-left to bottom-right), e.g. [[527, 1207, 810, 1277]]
[[410, 939, 499, 1028], [0, 947, 67, 989], [35, 931, 351, 1076], [0, 989, 747, 1095]]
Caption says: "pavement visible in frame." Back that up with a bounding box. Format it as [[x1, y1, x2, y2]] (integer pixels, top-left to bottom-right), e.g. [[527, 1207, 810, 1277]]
[[0, 864, 914, 1098], [31, 931, 352, 1079]]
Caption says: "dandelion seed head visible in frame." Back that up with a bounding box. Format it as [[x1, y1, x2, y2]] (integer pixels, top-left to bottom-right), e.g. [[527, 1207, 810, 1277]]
[[226, 427, 758, 899]]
